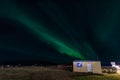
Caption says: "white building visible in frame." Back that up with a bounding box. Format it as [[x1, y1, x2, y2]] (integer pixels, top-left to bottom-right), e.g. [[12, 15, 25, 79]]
[[111, 62, 120, 70], [73, 60, 102, 74]]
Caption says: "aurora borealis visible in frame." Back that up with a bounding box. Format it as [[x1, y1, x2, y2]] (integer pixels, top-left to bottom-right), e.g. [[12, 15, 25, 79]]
[[0, 0, 120, 65]]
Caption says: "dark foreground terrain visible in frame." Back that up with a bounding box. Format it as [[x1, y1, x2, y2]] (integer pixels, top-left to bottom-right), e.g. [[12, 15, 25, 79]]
[[0, 66, 119, 80]]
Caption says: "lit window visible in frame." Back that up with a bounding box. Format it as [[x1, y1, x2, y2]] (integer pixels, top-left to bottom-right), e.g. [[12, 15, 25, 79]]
[[77, 62, 82, 68]]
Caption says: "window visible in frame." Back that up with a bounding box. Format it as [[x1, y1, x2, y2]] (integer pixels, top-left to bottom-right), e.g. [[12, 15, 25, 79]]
[[77, 62, 83, 68]]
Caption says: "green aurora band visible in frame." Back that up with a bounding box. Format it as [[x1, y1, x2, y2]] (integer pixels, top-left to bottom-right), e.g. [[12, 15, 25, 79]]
[[0, 1, 100, 61]]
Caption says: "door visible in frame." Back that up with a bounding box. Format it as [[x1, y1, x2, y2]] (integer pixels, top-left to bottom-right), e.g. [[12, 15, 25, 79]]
[[87, 63, 92, 72]]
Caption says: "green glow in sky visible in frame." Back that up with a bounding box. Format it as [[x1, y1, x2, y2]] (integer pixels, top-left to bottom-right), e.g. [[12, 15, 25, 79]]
[[0, 0, 101, 61], [1, 5, 85, 59], [17, 16, 85, 59]]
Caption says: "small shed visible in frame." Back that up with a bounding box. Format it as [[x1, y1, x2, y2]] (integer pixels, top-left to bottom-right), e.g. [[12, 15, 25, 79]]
[[73, 60, 102, 74]]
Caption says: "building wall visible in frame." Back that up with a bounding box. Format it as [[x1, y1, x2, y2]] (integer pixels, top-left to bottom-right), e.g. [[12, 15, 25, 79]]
[[73, 61, 88, 72], [91, 61, 102, 74], [73, 61, 102, 74]]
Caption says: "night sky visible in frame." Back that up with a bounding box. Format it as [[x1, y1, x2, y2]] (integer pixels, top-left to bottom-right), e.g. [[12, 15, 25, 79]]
[[0, 0, 120, 65]]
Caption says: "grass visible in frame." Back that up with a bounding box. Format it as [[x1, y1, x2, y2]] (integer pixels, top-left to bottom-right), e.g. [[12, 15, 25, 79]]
[[73, 74, 120, 80], [0, 66, 119, 80]]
